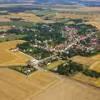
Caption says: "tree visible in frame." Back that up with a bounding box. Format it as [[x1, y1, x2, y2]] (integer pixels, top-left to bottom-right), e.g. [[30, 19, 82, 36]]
[[57, 60, 83, 76]]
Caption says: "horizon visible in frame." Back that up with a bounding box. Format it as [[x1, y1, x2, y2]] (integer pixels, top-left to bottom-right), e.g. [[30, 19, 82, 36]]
[[0, 0, 100, 7]]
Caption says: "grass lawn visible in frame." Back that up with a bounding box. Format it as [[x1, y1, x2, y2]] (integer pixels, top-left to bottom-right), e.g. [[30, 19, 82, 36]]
[[47, 60, 65, 70]]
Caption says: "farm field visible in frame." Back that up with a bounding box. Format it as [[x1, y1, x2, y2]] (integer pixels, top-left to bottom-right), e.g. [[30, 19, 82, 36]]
[[0, 17, 10, 22], [0, 12, 43, 23], [31, 76, 100, 100], [0, 68, 99, 100], [90, 61, 100, 73], [79, 7, 100, 12], [47, 60, 65, 70], [72, 73, 100, 88], [0, 69, 59, 100], [0, 25, 12, 32], [71, 54, 100, 87], [71, 54, 100, 72], [0, 4, 99, 100], [0, 40, 32, 67], [48, 11, 100, 29]]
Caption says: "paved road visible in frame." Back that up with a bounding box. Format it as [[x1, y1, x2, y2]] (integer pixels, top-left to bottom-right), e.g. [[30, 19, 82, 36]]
[[30, 32, 95, 70]]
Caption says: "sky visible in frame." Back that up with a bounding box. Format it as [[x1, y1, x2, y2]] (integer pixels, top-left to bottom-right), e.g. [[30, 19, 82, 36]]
[[0, 0, 100, 4]]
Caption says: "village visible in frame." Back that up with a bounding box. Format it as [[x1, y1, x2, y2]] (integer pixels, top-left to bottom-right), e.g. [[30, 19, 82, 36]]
[[0, 1, 100, 100], [9, 19, 98, 77]]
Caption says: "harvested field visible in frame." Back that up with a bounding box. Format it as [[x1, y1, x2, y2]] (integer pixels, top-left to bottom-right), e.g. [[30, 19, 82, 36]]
[[87, 21, 100, 30], [71, 56, 97, 66], [0, 68, 100, 100], [90, 61, 100, 73], [0, 17, 10, 22], [71, 54, 100, 87], [0, 40, 32, 67], [79, 7, 100, 12], [31, 76, 100, 100], [72, 73, 100, 88], [71, 54, 100, 72], [0, 12, 43, 23], [91, 54, 100, 60], [0, 26, 12, 31], [0, 69, 59, 100], [9, 13, 43, 22], [51, 11, 100, 29]]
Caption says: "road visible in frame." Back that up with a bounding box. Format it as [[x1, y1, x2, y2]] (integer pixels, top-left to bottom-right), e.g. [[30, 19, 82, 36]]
[[64, 32, 95, 51], [30, 32, 95, 70]]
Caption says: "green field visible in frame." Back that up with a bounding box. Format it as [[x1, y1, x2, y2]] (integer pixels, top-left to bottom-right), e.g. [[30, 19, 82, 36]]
[[47, 60, 65, 70]]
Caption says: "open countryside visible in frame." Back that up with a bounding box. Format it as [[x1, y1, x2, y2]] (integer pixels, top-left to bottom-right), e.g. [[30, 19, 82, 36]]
[[0, 12, 43, 23], [0, 0, 100, 100], [0, 40, 31, 67], [71, 54, 100, 71], [0, 69, 59, 100]]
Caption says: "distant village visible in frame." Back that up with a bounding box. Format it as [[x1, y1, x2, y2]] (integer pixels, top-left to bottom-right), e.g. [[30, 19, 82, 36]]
[[0, 18, 99, 75]]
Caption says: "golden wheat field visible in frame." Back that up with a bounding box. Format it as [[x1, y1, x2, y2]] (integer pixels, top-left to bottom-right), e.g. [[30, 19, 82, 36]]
[[0, 40, 32, 67], [0, 69, 59, 100]]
